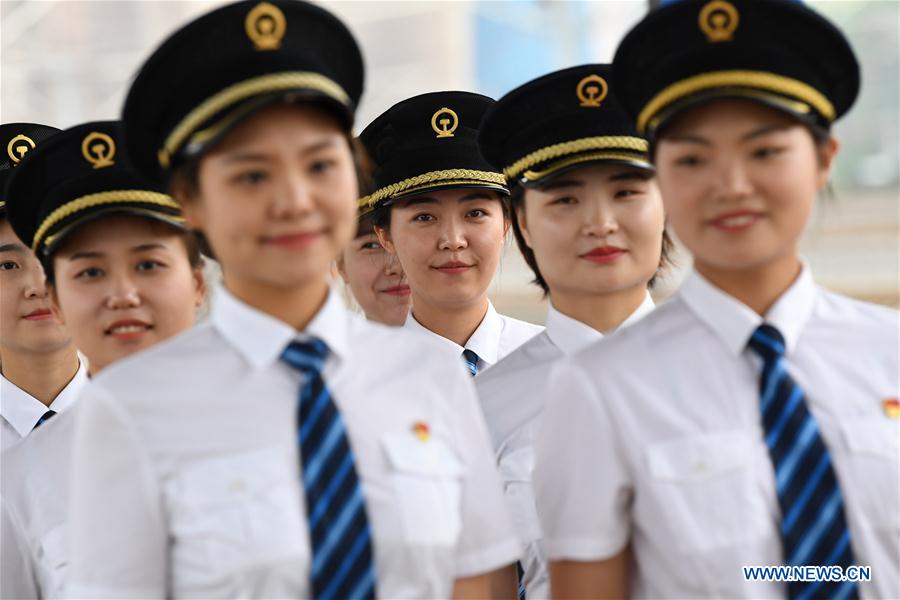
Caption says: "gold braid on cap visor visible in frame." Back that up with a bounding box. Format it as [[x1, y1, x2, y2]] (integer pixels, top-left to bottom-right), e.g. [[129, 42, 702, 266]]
[[33, 190, 182, 252], [503, 136, 649, 182], [637, 69, 835, 134], [158, 71, 351, 168], [358, 168, 507, 211]]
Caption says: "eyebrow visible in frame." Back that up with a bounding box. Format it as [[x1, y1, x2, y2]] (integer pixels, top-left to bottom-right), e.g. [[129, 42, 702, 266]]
[[665, 124, 790, 146], [398, 191, 498, 209], [0, 243, 26, 253], [68, 243, 169, 261], [222, 138, 338, 164], [742, 124, 790, 141]]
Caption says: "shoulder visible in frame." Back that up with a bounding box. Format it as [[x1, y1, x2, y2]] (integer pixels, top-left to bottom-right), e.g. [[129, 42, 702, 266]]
[[814, 287, 898, 328], [345, 314, 462, 375], [0, 410, 75, 509], [476, 332, 558, 448], [500, 313, 545, 338]]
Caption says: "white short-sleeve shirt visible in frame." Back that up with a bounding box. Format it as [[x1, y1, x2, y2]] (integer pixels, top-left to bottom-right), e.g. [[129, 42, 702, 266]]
[[534, 267, 899, 598], [403, 300, 543, 373], [0, 362, 86, 450], [475, 294, 654, 599], [65, 286, 519, 599]]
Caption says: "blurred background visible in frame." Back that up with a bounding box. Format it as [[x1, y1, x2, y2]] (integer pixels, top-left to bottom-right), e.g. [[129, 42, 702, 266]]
[[2, 0, 897, 323]]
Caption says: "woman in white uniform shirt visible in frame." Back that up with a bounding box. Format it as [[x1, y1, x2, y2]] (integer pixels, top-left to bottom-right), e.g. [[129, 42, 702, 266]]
[[361, 92, 543, 376], [0, 123, 86, 450], [1, 120, 206, 599], [474, 64, 671, 599], [534, 1, 898, 598], [65, 2, 519, 598]]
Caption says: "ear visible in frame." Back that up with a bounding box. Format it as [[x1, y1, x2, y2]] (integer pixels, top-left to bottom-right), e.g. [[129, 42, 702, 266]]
[[171, 175, 204, 231], [515, 201, 534, 249], [192, 263, 207, 308], [374, 225, 395, 254], [335, 254, 349, 282], [815, 136, 840, 190]]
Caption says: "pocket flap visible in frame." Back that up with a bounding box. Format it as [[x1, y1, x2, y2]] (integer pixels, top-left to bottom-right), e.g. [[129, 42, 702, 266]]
[[647, 431, 752, 482], [382, 433, 464, 478], [840, 417, 900, 461]]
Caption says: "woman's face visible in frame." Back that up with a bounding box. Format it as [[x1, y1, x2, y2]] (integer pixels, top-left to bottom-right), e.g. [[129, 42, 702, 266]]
[[377, 188, 507, 311], [521, 164, 665, 298], [0, 219, 71, 356], [654, 100, 837, 274], [338, 220, 410, 326], [51, 215, 204, 374], [180, 103, 358, 294]]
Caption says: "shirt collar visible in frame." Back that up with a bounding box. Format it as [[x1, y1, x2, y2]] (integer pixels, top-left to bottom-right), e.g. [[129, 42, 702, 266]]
[[0, 359, 87, 437], [211, 284, 350, 370], [404, 301, 503, 366], [545, 292, 655, 356], [680, 263, 816, 357]]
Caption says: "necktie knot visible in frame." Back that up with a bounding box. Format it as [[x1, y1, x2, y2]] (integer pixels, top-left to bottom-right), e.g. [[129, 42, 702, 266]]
[[281, 339, 330, 374], [747, 323, 786, 363], [462, 349, 480, 377], [33, 409, 56, 431]]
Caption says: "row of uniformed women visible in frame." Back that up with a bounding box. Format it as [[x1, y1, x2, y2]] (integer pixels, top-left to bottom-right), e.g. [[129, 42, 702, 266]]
[[2, 0, 898, 598]]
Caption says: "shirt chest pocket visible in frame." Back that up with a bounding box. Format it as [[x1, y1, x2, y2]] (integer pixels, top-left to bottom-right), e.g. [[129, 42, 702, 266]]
[[644, 431, 775, 555], [164, 447, 307, 588], [839, 417, 900, 532], [382, 433, 464, 547]]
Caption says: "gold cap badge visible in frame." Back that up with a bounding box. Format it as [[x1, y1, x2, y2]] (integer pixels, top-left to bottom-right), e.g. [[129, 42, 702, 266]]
[[246, 2, 286, 51], [431, 107, 459, 139], [699, 0, 739, 43], [81, 132, 116, 169], [7, 134, 36, 165], [576, 75, 609, 108]]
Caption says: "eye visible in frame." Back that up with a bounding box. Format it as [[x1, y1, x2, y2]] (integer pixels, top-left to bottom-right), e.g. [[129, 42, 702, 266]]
[[674, 155, 704, 167], [75, 266, 104, 280], [136, 260, 165, 272], [236, 170, 268, 185], [752, 146, 784, 159], [614, 189, 645, 199], [0, 260, 20, 271], [413, 213, 434, 223], [359, 241, 382, 251], [310, 159, 336, 174], [466, 208, 488, 218], [551, 196, 578, 206]]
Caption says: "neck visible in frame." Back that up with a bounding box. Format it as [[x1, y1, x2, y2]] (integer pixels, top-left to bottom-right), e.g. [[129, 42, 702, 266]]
[[0, 344, 80, 407], [224, 275, 330, 331], [695, 254, 803, 316], [551, 285, 648, 335], [411, 294, 489, 347]]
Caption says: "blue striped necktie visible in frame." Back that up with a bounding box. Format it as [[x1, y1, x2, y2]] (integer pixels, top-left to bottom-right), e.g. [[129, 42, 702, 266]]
[[747, 324, 858, 600], [33, 409, 56, 430], [462, 349, 479, 377], [281, 339, 376, 600]]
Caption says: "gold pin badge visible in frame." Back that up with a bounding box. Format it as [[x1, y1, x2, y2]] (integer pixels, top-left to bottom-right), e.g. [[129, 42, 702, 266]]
[[431, 107, 459, 139], [699, 0, 739, 43], [7, 134, 36, 165], [576, 75, 609, 108], [81, 132, 116, 169], [246, 2, 286, 51], [883, 398, 900, 419]]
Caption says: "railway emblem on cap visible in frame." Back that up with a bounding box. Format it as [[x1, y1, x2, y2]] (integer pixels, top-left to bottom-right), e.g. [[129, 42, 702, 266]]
[[431, 107, 459, 139], [699, 0, 739, 43], [246, 2, 286, 51], [577, 75, 609, 108], [82, 132, 116, 169], [7, 134, 36, 165]]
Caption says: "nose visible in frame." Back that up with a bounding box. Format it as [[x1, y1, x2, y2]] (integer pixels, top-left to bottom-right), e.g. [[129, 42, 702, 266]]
[[437, 216, 468, 251], [715, 156, 754, 202], [105, 274, 141, 310], [383, 252, 403, 277], [23, 265, 49, 300], [582, 200, 618, 238], [270, 172, 315, 219]]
